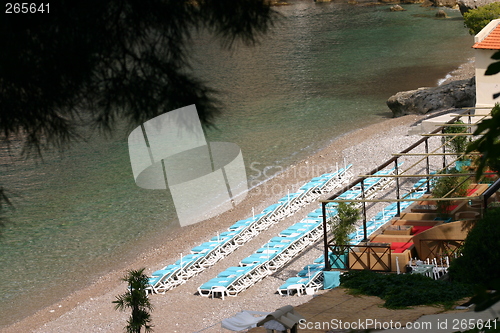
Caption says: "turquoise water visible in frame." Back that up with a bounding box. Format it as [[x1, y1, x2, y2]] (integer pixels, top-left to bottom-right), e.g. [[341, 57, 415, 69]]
[[0, 2, 473, 327]]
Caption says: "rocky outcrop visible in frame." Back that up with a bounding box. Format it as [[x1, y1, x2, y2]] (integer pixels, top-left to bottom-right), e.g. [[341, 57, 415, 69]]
[[458, 0, 499, 14], [386, 77, 475, 117]]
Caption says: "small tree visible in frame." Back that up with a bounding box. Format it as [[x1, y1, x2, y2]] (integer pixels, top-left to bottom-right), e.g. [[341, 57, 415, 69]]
[[330, 202, 359, 251], [444, 120, 468, 162], [113, 268, 154, 333]]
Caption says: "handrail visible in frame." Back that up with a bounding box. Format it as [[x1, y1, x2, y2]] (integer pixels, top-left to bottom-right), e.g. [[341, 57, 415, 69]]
[[325, 115, 459, 201], [322, 111, 476, 271]]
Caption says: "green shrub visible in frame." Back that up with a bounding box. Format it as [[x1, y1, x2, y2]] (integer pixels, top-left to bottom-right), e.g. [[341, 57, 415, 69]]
[[482, 107, 500, 173], [444, 120, 468, 161], [431, 168, 470, 217], [448, 208, 500, 288], [340, 270, 472, 309], [463, 3, 500, 35]]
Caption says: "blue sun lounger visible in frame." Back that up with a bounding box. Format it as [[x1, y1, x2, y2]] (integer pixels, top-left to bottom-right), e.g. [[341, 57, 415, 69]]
[[146, 264, 182, 294], [240, 252, 279, 265], [198, 277, 239, 297]]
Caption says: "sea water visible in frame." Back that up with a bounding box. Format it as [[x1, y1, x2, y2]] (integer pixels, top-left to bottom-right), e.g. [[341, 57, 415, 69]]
[[0, 2, 473, 327]]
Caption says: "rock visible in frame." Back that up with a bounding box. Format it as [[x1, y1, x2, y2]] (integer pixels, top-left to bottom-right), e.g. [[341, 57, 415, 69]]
[[386, 77, 476, 117], [432, 0, 457, 7], [435, 9, 449, 17], [390, 4, 406, 10], [419, 0, 434, 7], [422, 0, 460, 8]]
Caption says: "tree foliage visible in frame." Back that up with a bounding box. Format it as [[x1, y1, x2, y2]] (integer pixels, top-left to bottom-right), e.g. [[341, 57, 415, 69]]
[[329, 202, 359, 251], [467, 104, 500, 179], [463, 2, 500, 35], [0, 187, 11, 233], [0, 0, 277, 154], [113, 268, 154, 333], [444, 120, 468, 161], [0, 0, 277, 232], [431, 168, 470, 217]]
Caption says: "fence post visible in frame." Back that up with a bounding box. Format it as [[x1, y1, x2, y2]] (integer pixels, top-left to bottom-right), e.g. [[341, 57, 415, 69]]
[[425, 138, 431, 194], [361, 179, 368, 242], [395, 159, 401, 217], [442, 127, 447, 169], [322, 202, 330, 271]]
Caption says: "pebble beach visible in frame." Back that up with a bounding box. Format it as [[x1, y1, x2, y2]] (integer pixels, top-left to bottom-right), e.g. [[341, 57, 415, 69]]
[[1, 60, 476, 333]]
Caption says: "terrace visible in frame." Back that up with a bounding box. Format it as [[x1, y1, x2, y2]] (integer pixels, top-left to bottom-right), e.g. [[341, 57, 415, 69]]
[[320, 109, 500, 276]]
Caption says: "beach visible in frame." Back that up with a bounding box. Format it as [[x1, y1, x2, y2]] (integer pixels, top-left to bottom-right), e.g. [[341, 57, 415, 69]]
[[1, 45, 478, 332], [1, 108, 468, 332]]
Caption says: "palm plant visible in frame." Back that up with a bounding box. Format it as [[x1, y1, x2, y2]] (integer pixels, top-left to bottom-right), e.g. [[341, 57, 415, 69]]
[[113, 268, 154, 333]]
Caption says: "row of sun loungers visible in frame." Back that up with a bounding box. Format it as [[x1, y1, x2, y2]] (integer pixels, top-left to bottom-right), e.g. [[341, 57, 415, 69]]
[[277, 177, 428, 296], [146, 164, 354, 294], [198, 211, 326, 298], [198, 166, 401, 299]]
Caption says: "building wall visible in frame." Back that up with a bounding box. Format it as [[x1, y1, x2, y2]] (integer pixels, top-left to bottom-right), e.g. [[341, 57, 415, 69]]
[[475, 48, 500, 113], [474, 19, 500, 114]]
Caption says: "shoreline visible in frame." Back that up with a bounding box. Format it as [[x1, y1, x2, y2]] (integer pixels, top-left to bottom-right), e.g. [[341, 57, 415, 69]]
[[1, 61, 476, 332], [1, 114, 428, 333]]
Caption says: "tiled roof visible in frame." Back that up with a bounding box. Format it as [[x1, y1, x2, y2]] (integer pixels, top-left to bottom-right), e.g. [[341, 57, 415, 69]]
[[473, 23, 500, 49]]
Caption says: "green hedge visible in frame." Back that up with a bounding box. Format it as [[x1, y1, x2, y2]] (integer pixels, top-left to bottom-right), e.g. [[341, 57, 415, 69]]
[[340, 270, 472, 309]]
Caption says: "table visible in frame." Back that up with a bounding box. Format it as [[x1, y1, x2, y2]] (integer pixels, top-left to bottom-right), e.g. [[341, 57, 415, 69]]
[[411, 264, 434, 278], [384, 225, 412, 235]]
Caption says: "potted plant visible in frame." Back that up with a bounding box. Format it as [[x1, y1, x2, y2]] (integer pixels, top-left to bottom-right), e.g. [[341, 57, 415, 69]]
[[328, 202, 359, 269], [431, 168, 470, 218]]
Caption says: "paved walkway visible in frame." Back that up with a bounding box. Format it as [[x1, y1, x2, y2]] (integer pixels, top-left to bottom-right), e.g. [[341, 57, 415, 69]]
[[248, 287, 468, 333]]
